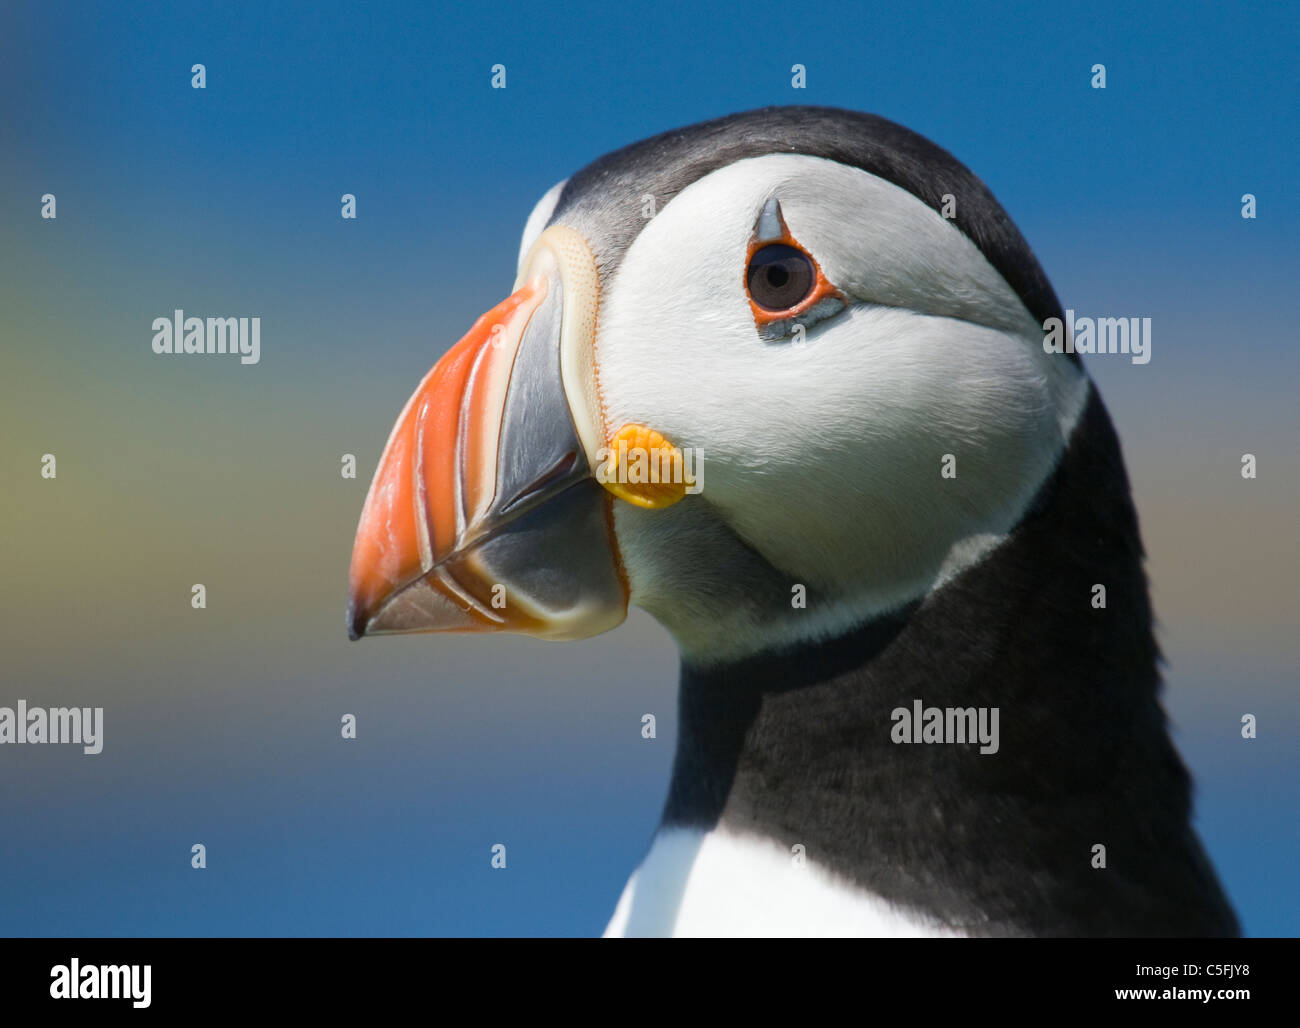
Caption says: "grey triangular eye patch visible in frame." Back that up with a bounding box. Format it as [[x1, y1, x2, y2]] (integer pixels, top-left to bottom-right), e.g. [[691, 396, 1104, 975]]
[[755, 197, 785, 242]]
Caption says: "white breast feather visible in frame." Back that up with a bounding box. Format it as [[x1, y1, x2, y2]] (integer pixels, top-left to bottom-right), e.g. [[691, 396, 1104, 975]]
[[604, 827, 961, 938]]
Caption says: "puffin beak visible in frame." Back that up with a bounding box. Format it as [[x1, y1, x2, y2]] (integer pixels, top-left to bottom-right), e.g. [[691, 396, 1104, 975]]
[[347, 226, 629, 642]]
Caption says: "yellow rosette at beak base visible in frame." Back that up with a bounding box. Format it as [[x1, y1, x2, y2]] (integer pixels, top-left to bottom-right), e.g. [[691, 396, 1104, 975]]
[[597, 423, 695, 510]]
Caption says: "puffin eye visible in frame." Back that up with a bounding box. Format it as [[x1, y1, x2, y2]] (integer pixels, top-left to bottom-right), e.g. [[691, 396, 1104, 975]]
[[747, 244, 815, 312], [744, 198, 846, 340]]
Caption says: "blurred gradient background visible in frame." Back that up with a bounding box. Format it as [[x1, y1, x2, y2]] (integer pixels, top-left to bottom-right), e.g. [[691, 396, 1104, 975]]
[[1, 0, 1296, 936]]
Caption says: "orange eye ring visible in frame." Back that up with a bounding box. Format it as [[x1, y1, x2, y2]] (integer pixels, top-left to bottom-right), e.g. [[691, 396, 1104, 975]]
[[743, 215, 843, 330]]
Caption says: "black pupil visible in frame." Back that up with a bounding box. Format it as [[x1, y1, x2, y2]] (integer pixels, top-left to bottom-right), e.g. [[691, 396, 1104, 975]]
[[747, 244, 814, 312]]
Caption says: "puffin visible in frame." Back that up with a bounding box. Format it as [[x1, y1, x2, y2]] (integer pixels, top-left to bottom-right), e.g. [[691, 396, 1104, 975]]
[[345, 106, 1240, 937]]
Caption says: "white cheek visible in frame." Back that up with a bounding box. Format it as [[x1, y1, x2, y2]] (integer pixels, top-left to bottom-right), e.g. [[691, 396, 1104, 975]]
[[709, 306, 1077, 589], [593, 153, 1087, 621], [596, 175, 760, 451]]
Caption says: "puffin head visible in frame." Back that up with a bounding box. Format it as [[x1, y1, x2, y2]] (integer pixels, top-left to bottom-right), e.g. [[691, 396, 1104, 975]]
[[347, 107, 1089, 665]]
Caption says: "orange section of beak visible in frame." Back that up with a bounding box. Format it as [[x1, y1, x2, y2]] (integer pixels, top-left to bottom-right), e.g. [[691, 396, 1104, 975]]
[[346, 279, 547, 639]]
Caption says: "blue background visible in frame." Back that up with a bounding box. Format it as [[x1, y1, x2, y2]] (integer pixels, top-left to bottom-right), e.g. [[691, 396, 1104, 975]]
[[1, 0, 1296, 936]]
